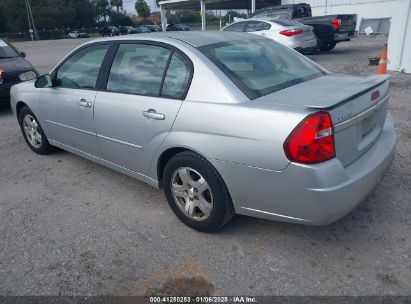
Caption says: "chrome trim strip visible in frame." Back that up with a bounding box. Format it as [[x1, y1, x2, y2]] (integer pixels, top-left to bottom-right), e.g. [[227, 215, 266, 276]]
[[334, 94, 388, 133], [96, 134, 143, 150], [49, 139, 158, 187], [46, 120, 95, 136], [240, 207, 310, 222]]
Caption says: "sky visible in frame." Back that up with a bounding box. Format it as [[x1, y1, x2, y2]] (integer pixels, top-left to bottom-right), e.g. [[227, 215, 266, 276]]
[[122, 0, 159, 15]]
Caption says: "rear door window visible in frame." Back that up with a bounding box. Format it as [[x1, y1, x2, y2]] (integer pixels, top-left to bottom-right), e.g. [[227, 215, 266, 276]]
[[246, 21, 270, 32], [223, 22, 246, 32], [107, 44, 171, 96], [161, 52, 192, 99]]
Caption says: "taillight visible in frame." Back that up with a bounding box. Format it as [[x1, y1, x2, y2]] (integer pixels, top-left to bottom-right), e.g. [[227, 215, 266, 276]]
[[283, 111, 336, 164], [331, 18, 341, 30], [279, 29, 304, 36], [0, 69, 4, 84]]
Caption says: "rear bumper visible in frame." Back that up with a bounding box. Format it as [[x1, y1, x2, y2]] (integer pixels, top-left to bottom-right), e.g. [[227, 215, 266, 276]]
[[209, 114, 396, 225], [289, 38, 318, 52], [334, 31, 356, 42]]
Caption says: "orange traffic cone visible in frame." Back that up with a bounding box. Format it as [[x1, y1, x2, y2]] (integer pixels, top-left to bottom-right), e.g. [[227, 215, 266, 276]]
[[376, 43, 388, 74]]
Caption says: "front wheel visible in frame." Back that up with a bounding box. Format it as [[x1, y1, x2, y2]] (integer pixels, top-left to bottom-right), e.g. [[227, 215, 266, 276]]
[[19, 106, 53, 155], [163, 151, 235, 232]]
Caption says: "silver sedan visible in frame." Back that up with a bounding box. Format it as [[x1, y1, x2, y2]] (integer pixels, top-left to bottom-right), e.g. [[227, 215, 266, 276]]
[[10, 32, 396, 231]]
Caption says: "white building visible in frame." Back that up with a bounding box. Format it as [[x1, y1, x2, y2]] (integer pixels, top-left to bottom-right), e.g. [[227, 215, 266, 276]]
[[282, 0, 411, 73]]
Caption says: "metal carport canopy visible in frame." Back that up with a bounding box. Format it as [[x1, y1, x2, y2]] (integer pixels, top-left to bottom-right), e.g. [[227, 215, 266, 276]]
[[158, 0, 280, 10], [158, 0, 281, 31]]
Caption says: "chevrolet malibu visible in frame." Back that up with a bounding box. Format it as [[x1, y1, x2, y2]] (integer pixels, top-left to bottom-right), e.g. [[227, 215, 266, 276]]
[[10, 32, 396, 231]]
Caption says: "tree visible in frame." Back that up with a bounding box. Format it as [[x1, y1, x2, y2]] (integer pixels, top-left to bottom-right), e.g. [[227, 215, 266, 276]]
[[135, 0, 151, 19], [94, 0, 111, 22], [0, 5, 7, 33], [110, 12, 133, 26], [110, 0, 123, 13]]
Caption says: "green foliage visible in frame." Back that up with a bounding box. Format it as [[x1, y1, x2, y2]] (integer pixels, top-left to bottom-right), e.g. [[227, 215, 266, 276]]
[[135, 0, 151, 19], [223, 10, 247, 22], [110, 12, 133, 26], [93, 0, 111, 22], [110, 0, 123, 13], [0, 5, 7, 33]]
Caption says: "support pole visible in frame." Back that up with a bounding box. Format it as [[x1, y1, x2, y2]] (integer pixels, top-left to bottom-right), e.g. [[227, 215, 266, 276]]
[[201, 0, 206, 31], [251, 0, 256, 14], [160, 4, 167, 32]]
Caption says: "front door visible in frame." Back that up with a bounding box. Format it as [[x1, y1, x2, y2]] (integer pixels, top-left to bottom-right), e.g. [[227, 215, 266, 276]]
[[39, 44, 110, 156], [94, 43, 193, 175]]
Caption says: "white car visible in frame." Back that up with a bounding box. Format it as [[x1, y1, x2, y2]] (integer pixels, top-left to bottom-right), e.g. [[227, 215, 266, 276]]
[[68, 31, 89, 39], [222, 18, 318, 54]]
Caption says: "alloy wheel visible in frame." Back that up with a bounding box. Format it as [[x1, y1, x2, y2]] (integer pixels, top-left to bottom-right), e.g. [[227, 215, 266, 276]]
[[170, 167, 214, 221], [23, 114, 42, 149]]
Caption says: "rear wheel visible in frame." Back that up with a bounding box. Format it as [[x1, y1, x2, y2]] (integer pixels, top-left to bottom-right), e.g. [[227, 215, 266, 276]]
[[19, 106, 53, 155], [163, 151, 235, 232], [319, 41, 336, 52]]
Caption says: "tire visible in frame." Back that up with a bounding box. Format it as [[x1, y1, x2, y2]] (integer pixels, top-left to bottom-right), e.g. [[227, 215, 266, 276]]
[[163, 151, 235, 232], [319, 41, 336, 52], [18, 106, 53, 155]]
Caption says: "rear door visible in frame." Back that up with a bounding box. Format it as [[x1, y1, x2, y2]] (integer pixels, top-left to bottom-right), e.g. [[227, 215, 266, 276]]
[[94, 42, 193, 175]]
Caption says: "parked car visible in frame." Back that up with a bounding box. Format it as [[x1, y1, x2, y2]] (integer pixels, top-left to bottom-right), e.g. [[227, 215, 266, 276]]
[[68, 31, 89, 39], [101, 26, 119, 37], [118, 26, 134, 35], [222, 18, 317, 54], [167, 24, 190, 31], [129, 26, 151, 34], [143, 25, 162, 32], [251, 3, 357, 51], [10, 32, 395, 231], [0, 39, 38, 105]]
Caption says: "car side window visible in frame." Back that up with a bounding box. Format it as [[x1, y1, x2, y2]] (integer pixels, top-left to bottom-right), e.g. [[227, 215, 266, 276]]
[[161, 52, 191, 99], [223, 22, 245, 32], [262, 22, 271, 30], [246, 21, 265, 32], [55, 44, 109, 89], [107, 44, 171, 96]]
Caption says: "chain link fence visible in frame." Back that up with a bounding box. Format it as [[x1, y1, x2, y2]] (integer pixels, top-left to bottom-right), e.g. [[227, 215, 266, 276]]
[[0, 23, 226, 42]]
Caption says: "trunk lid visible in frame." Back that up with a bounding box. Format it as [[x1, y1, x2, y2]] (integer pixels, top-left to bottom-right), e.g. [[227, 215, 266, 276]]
[[255, 74, 390, 167]]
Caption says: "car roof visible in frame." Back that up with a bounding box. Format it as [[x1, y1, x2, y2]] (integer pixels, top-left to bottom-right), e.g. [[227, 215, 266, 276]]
[[88, 31, 264, 48]]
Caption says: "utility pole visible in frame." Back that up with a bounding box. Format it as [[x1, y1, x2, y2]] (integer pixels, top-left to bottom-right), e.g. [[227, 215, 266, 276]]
[[25, 0, 38, 40], [24, 0, 33, 41]]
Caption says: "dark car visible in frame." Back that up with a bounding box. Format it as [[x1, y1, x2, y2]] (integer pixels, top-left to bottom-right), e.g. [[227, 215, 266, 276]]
[[0, 39, 38, 105], [101, 26, 119, 37], [129, 26, 151, 34], [118, 26, 134, 35], [251, 3, 357, 51], [167, 24, 190, 31], [143, 25, 162, 32]]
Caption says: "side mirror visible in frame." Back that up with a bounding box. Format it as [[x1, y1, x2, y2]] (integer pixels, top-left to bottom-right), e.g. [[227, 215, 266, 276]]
[[35, 74, 53, 88], [20, 52, 26, 58]]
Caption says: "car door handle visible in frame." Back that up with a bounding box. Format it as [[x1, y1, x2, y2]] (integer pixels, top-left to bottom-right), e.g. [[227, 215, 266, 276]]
[[78, 99, 92, 108], [142, 109, 165, 120]]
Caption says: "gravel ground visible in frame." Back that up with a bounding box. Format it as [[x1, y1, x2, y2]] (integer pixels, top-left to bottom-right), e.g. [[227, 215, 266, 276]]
[[0, 36, 410, 296]]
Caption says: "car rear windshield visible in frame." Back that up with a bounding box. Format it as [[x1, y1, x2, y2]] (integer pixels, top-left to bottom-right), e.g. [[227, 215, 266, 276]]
[[0, 40, 20, 58], [199, 39, 324, 100]]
